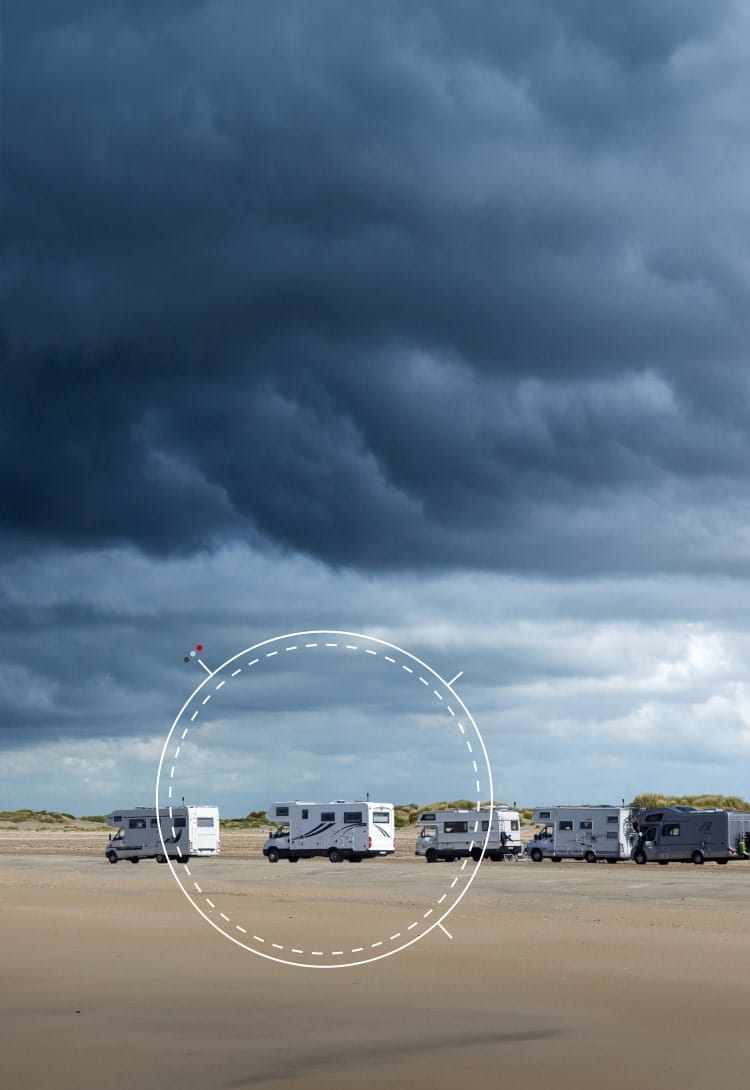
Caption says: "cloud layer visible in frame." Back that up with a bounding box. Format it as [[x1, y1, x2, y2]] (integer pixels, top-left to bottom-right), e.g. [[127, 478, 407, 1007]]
[[3, 2, 750, 811]]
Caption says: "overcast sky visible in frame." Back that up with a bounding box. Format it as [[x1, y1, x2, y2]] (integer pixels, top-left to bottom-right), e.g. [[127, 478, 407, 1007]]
[[2, 1, 750, 817]]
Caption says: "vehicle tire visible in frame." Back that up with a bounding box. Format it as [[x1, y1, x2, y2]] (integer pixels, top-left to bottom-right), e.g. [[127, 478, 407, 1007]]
[[179, 855, 190, 865], [347, 855, 363, 863], [529, 847, 543, 863], [691, 850, 705, 865], [633, 849, 647, 865], [658, 860, 669, 865], [606, 858, 618, 864], [584, 850, 597, 864], [551, 856, 562, 863], [156, 854, 167, 864], [471, 848, 482, 862], [328, 847, 344, 863], [425, 848, 438, 863], [129, 857, 140, 864], [717, 858, 728, 864], [106, 851, 118, 864], [288, 855, 299, 863], [266, 847, 279, 863]]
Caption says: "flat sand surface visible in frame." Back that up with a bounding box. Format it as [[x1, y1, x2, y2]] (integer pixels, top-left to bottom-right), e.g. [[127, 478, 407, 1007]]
[[2, 831, 750, 1089]]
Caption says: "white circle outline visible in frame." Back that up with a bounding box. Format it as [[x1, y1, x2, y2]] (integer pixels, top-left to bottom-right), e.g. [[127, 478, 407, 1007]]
[[155, 630, 494, 969]]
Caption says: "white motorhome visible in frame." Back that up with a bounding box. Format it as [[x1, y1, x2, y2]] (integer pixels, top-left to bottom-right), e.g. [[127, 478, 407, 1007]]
[[105, 805, 220, 864], [262, 801, 395, 862], [527, 805, 635, 863], [632, 806, 750, 865], [415, 807, 522, 862]]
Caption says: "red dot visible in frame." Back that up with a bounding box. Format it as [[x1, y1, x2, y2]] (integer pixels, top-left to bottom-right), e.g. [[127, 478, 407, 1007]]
[[196, 644, 203, 651]]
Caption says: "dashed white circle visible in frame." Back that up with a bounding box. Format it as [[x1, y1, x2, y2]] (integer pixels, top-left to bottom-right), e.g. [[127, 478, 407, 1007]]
[[155, 630, 494, 968]]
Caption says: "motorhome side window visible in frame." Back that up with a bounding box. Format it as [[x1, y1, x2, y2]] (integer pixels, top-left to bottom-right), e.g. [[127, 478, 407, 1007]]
[[699, 821, 712, 832], [606, 831, 617, 838], [173, 817, 186, 828], [113, 815, 122, 824], [197, 817, 214, 827], [373, 811, 390, 824], [579, 820, 592, 830], [511, 820, 519, 830], [663, 823, 680, 837], [129, 818, 147, 829], [539, 811, 551, 820], [607, 816, 618, 824], [444, 821, 468, 834], [344, 812, 364, 824], [559, 820, 573, 831], [321, 811, 336, 822], [301, 809, 308, 819], [276, 807, 289, 818]]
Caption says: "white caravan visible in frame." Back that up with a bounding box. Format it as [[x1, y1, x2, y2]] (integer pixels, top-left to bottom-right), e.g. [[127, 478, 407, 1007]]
[[415, 807, 522, 862], [632, 806, 750, 865], [263, 801, 395, 862], [105, 805, 220, 864], [527, 806, 635, 863]]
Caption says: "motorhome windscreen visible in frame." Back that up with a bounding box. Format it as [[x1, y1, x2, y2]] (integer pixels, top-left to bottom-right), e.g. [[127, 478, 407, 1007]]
[[420, 825, 438, 838]]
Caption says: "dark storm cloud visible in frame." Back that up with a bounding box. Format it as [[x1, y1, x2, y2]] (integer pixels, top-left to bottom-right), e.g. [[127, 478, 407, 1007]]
[[3, 0, 750, 573]]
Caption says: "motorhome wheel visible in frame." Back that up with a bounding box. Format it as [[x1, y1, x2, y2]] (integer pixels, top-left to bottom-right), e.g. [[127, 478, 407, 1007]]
[[425, 848, 438, 863], [129, 857, 140, 864], [691, 850, 705, 865], [266, 846, 279, 863], [633, 848, 647, 865], [328, 847, 344, 863], [529, 847, 543, 863], [106, 851, 118, 864], [584, 850, 597, 864]]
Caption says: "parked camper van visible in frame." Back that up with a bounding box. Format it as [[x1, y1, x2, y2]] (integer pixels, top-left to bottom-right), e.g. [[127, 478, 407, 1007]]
[[415, 807, 522, 862], [632, 806, 750, 864], [527, 806, 635, 862], [105, 805, 220, 864], [263, 801, 395, 862]]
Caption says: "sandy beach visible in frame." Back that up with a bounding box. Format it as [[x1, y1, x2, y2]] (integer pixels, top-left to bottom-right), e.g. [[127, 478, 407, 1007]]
[[2, 828, 750, 1090]]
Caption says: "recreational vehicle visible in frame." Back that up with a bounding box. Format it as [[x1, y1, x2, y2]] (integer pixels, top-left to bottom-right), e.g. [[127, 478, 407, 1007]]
[[415, 807, 522, 862], [262, 801, 395, 862], [105, 805, 220, 864], [527, 806, 635, 862], [632, 806, 750, 864]]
